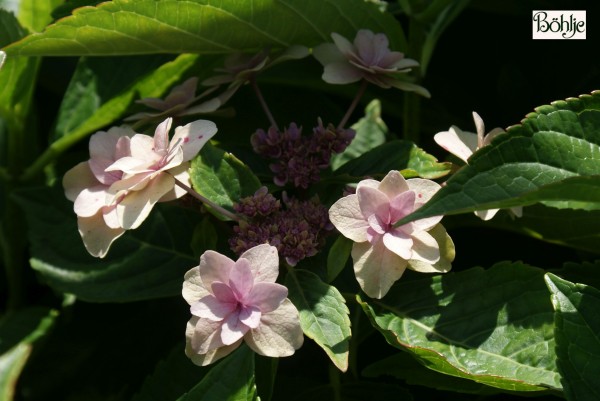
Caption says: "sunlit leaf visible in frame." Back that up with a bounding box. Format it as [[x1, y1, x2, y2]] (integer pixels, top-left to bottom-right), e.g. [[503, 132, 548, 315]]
[[359, 262, 561, 391], [286, 269, 351, 371], [5, 0, 406, 56], [400, 91, 600, 225], [545, 274, 600, 401]]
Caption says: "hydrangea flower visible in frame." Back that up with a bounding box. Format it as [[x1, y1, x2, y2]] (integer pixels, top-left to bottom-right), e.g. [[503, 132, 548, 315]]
[[63, 118, 217, 257], [125, 77, 222, 125], [434, 112, 522, 220], [313, 29, 430, 97], [183, 244, 304, 366], [329, 171, 454, 298]]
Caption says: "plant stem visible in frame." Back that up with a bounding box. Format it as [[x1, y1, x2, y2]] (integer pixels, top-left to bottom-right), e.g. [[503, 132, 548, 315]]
[[250, 78, 279, 131], [338, 80, 368, 130], [329, 363, 342, 401], [172, 177, 241, 221]]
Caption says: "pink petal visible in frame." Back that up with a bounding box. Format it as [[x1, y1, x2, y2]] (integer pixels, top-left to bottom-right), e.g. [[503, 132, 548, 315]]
[[171, 119, 218, 162], [158, 163, 189, 202], [313, 43, 345, 66], [239, 244, 280, 284], [367, 213, 387, 235], [74, 185, 109, 217], [63, 162, 98, 202], [153, 118, 172, 154], [191, 294, 236, 321], [105, 156, 152, 174], [382, 229, 413, 260], [434, 126, 478, 163], [191, 317, 227, 354], [115, 172, 174, 229], [246, 282, 288, 313], [89, 157, 122, 185], [245, 299, 303, 357], [357, 186, 390, 226], [77, 213, 125, 258], [331, 32, 356, 58], [185, 317, 241, 366], [378, 170, 409, 199], [89, 130, 119, 160], [239, 305, 261, 329], [130, 134, 160, 161], [482, 127, 505, 147], [351, 238, 407, 299], [101, 204, 120, 229], [228, 259, 254, 299], [388, 190, 416, 224], [328, 194, 370, 243], [199, 251, 235, 291], [220, 311, 249, 345]]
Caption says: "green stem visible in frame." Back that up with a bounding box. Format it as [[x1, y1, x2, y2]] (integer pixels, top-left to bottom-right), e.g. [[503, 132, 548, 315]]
[[338, 80, 368, 130], [172, 177, 241, 221], [328, 363, 342, 401], [402, 17, 426, 143], [348, 305, 362, 379]]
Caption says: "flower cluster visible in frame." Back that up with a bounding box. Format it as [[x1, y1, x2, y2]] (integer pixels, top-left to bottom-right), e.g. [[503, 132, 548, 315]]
[[434, 112, 522, 220], [63, 117, 217, 257], [251, 120, 355, 188], [329, 171, 454, 298], [313, 29, 430, 97], [183, 244, 303, 366], [230, 188, 332, 265]]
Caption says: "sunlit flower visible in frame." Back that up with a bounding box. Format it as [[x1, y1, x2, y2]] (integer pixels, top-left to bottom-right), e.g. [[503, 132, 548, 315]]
[[125, 77, 222, 125], [329, 171, 454, 298], [63, 118, 217, 257], [183, 244, 304, 366], [63, 128, 132, 257], [434, 112, 522, 220], [105, 117, 217, 230], [313, 29, 430, 97], [0, 51, 6, 70]]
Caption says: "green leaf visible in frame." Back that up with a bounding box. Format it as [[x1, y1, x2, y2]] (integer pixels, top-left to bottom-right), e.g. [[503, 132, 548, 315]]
[[545, 274, 600, 401], [13, 186, 198, 302], [190, 142, 261, 217], [21, 53, 200, 180], [190, 217, 217, 258], [326, 236, 352, 283], [331, 99, 387, 170], [177, 345, 257, 401], [0, 308, 58, 401], [5, 0, 406, 56], [334, 139, 451, 180], [17, 0, 62, 32], [358, 262, 561, 391], [132, 342, 206, 401], [285, 269, 351, 371], [400, 91, 600, 225]]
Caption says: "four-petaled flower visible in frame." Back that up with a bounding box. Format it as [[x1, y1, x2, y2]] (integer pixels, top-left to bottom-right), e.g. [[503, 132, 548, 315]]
[[434, 111, 522, 220], [63, 117, 217, 257], [183, 244, 304, 366], [313, 29, 430, 97], [329, 171, 454, 298]]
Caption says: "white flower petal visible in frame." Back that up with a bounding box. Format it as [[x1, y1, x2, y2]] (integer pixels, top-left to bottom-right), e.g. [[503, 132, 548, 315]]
[[322, 62, 362, 85], [77, 213, 125, 258], [331, 32, 356, 58], [74, 185, 109, 217], [410, 230, 440, 264], [63, 162, 98, 202], [172, 119, 217, 162], [382, 230, 413, 260], [116, 172, 174, 229], [220, 311, 249, 345], [433, 126, 478, 163], [191, 295, 236, 321], [183, 266, 211, 305], [474, 208, 500, 221], [408, 224, 454, 273], [185, 316, 241, 366], [351, 238, 407, 299], [329, 194, 369, 243], [199, 250, 235, 290], [313, 43, 345, 66], [239, 244, 279, 283], [245, 299, 303, 357], [378, 170, 409, 199], [406, 178, 441, 207]]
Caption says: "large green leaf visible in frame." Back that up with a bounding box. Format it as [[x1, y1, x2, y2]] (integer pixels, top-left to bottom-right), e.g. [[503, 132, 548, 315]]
[[0, 308, 58, 401], [285, 269, 351, 371], [21, 53, 200, 180], [13, 186, 199, 302], [190, 142, 261, 216], [177, 345, 257, 401], [358, 262, 561, 391], [400, 91, 600, 224], [545, 274, 600, 401], [4, 0, 406, 56]]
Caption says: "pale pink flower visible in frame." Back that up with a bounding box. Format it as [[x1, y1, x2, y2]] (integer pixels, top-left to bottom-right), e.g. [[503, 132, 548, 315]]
[[329, 171, 454, 298], [125, 77, 222, 124], [63, 127, 133, 257], [434, 112, 522, 220], [183, 244, 304, 366], [105, 117, 217, 230], [313, 29, 430, 97]]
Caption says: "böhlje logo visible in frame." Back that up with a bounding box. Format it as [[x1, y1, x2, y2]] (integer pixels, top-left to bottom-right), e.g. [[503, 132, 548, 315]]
[[532, 10, 586, 39]]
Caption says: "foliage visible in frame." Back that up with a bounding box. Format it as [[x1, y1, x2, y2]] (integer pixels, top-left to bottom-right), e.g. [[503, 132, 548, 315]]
[[1, 1, 599, 400]]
